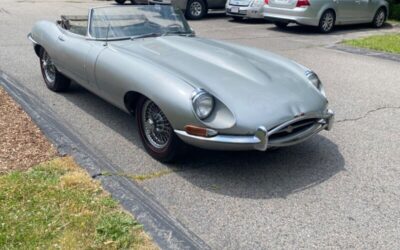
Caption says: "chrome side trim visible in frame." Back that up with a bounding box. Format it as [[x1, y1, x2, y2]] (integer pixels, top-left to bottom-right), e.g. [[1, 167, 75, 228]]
[[27, 33, 38, 45]]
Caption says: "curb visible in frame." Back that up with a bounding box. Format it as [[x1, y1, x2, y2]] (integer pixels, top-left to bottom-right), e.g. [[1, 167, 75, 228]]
[[0, 71, 210, 250], [330, 44, 400, 63]]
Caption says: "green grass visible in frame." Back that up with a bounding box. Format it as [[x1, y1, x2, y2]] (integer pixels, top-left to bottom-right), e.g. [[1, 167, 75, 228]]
[[0, 157, 156, 249], [343, 33, 400, 54]]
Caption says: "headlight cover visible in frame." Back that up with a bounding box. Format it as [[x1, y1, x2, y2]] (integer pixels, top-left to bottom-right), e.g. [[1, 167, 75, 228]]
[[306, 70, 326, 96], [192, 90, 214, 120]]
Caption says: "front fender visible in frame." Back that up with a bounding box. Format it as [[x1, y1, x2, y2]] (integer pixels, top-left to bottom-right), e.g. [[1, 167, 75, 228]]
[[94, 46, 202, 130], [30, 21, 63, 64]]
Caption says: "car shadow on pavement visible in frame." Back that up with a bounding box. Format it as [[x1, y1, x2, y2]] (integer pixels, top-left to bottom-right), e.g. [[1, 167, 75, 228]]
[[63, 83, 344, 200], [268, 22, 394, 36], [173, 134, 344, 200], [203, 12, 229, 20], [228, 18, 270, 24], [62, 83, 143, 149]]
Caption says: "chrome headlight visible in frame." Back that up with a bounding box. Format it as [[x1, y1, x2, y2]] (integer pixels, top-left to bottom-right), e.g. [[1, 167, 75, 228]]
[[306, 70, 326, 96], [192, 90, 214, 120]]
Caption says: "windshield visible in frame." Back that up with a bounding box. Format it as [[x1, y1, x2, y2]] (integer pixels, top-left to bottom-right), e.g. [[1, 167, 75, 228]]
[[89, 5, 192, 40]]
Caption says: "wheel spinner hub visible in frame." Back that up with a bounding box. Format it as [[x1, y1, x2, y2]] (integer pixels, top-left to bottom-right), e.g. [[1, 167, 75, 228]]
[[142, 100, 172, 149]]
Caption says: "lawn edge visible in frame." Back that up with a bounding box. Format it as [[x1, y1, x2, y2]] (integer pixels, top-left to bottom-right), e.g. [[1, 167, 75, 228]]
[[330, 44, 400, 63], [0, 70, 210, 250]]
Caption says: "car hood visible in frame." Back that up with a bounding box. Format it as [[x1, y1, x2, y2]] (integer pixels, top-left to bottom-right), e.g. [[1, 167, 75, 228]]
[[110, 36, 328, 132]]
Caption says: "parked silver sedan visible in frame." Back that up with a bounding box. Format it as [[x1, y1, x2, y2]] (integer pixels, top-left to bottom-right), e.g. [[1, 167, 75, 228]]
[[29, 5, 334, 162], [226, 0, 265, 20], [264, 0, 389, 33], [148, 0, 226, 19]]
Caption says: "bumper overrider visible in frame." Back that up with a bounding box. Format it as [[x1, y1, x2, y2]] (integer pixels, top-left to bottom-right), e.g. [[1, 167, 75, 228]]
[[175, 109, 334, 151]]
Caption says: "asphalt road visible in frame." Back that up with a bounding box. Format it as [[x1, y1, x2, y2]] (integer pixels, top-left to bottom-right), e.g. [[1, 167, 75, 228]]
[[1, 0, 400, 248]]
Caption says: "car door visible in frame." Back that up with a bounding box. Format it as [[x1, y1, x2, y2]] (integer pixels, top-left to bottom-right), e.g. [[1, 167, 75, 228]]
[[56, 30, 93, 88], [208, 0, 228, 9], [355, 0, 372, 21], [336, 0, 359, 23]]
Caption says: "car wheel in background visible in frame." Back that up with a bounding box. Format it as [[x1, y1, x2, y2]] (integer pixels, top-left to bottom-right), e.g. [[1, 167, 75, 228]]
[[136, 96, 183, 162], [39, 48, 70, 92], [318, 10, 335, 33], [115, 0, 126, 4], [372, 8, 386, 28], [274, 21, 288, 29], [186, 0, 207, 20]]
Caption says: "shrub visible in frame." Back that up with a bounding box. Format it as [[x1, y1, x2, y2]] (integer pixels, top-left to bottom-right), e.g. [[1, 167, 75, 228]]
[[388, 0, 400, 20]]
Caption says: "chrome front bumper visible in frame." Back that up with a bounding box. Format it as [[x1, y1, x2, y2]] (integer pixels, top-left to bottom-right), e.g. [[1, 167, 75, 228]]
[[175, 109, 334, 151]]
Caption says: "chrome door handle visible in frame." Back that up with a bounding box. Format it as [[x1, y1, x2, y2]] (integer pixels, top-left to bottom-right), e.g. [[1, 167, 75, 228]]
[[58, 35, 65, 41]]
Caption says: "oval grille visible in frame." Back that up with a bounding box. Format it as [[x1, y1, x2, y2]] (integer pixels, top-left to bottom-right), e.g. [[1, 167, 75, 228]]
[[269, 118, 319, 140]]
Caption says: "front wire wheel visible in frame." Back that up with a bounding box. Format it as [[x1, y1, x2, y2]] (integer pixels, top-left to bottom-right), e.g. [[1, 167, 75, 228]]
[[136, 97, 183, 162]]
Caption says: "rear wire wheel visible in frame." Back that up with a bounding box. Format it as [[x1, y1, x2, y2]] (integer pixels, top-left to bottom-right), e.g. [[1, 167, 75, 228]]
[[136, 96, 183, 162], [39, 48, 70, 92]]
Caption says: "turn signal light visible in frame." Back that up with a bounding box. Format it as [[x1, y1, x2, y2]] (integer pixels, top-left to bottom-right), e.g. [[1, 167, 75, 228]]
[[185, 125, 218, 137], [296, 0, 310, 7]]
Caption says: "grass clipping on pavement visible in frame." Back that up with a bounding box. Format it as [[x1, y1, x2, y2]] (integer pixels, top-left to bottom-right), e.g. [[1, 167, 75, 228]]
[[0, 157, 156, 249], [343, 33, 400, 54]]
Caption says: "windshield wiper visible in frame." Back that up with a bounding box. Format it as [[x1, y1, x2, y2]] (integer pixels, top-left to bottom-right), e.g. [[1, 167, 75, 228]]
[[161, 31, 194, 37], [130, 32, 162, 40]]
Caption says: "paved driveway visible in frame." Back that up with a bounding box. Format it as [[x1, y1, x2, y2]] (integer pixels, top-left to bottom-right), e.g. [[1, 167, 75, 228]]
[[1, 1, 400, 248]]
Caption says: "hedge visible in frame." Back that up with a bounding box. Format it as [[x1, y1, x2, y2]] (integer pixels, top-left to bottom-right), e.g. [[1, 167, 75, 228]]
[[388, 0, 400, 20]]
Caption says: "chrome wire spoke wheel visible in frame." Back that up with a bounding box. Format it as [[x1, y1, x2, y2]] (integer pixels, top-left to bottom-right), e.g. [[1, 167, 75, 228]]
[[190, 2, 202, 17], [141, 99, 172, 149], [322, 13, 334, 32], [41, 51, 56, 84]]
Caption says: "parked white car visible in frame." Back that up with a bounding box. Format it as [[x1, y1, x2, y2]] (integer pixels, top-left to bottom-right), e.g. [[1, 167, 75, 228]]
[[226, 0, 265, 20], [263, 0, 389, 33]]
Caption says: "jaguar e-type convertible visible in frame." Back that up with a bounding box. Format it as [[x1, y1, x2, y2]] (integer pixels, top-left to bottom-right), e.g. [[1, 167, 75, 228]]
[[28, 5, 334, 162]]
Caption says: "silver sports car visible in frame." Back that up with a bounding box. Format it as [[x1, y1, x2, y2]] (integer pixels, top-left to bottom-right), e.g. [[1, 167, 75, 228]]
[[28, 5, 334, 162]]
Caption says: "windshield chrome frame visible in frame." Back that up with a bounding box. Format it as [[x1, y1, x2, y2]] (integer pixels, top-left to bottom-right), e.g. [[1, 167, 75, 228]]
[[86, 5, 192, 41]]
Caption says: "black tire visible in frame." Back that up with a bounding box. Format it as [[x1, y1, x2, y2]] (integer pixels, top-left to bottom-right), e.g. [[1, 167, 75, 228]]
[[185, 0, 207, 20], [115, 0, 126, 4], [372, 7, 386, 28], [232, 16, 244, 22], [136, 96, 184, 163], [318, 10, 335, 33], [39, 48, 70, 92], [274, 21, 288, 29], [130, 0, 137, 4]]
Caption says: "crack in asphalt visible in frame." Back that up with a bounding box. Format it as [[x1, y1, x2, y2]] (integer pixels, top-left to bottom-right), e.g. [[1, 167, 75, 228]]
[[336, 106, 400, 123]]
